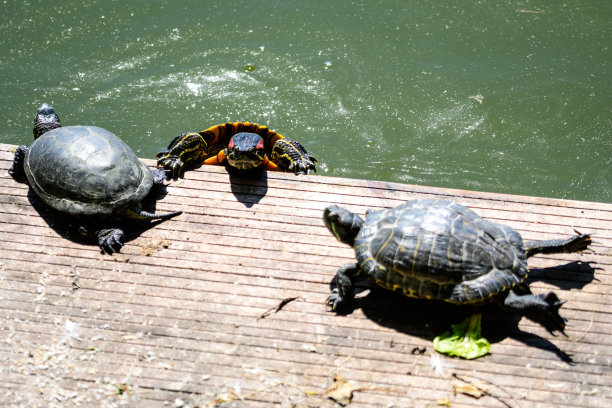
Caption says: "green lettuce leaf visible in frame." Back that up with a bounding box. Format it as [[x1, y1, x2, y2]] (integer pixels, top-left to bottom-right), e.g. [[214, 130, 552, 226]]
[[433, 313, 491, 359]]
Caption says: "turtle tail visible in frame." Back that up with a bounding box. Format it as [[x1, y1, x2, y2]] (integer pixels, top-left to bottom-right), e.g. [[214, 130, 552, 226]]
[[126, 207, 183, 221]]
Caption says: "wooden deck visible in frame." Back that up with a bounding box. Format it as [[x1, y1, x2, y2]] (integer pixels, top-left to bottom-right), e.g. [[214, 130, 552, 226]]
[[1, 142, 610, 408]]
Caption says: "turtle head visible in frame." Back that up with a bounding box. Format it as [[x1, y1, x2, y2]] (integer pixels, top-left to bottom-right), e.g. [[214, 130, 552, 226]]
[[224, 132, 266, 170], [33, 103, 61, 139], [323, 205, 364, 246]]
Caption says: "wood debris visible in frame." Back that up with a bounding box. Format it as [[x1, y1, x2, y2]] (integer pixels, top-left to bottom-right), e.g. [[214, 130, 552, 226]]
[[258, 296, 303, 320], [326, 374, 354, 406], [138, 235, 171, 256], [453, 383, 487, 398]]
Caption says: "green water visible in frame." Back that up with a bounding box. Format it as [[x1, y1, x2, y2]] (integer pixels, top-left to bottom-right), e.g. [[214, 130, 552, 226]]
[[1, 0, 610, 202]]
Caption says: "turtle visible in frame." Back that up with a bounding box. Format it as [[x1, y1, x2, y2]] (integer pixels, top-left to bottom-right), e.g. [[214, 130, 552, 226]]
[[156, 121, 317, 178], [323, 199, 592, 334], [9, 103, 182, 254]]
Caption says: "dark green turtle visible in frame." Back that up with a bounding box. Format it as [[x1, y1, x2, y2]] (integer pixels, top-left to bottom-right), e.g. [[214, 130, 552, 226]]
[[156, 121, 317, 178], [323, 199, 591, 334], [9, 103, 182, 254]]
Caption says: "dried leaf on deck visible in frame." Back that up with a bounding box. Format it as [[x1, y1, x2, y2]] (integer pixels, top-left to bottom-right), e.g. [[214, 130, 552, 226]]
[[453, 382, 488, 398], [326, 374, 354, 406]]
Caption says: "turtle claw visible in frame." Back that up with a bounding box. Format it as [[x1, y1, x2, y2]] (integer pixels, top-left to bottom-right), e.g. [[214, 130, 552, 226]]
[[288, 160, 317, 175], [326, 289, 342, 311], [326, 288, 353, 312]]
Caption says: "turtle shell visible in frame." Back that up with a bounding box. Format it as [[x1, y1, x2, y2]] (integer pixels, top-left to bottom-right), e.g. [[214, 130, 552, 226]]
[[354, 199, 528, 304], [229, 132, 265, 150], [24, 126, 153, 216]]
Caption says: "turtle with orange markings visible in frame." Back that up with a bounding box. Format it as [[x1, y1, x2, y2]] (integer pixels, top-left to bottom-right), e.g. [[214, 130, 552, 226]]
[[156, 122, 317, 179]]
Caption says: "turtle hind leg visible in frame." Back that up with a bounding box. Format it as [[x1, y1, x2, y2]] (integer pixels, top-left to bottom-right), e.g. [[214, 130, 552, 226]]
[[271, 139, 317, 175], [327, 263, 365, 311], [79, 226, 124, 254], [9, 145, 29, 181], [524, 234, 591, 258], [501, 289, 567, 335], [96, 228, 124, 254]]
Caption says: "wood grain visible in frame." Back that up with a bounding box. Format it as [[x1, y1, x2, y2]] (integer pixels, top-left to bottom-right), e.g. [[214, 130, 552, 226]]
[[1, 143, 610, 408]]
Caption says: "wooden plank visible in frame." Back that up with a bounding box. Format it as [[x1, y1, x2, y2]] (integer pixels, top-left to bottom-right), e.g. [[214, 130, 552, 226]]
[[1, 143, 611, 408]]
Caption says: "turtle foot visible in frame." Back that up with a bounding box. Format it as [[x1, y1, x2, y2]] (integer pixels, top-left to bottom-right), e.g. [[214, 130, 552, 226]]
[[326, 288, 353, 312], [9, 145, 28, 181], [564, 233, 592, 253], [327, 263, 360, 312], [271, 139, 317, 175], [287, 158, 317, 175], [524, 233, 592, 257], [503, 290, 567, 335], [156, 155, 185, 180], [96, 228, 124, 254], [151, 168, 168, 184]]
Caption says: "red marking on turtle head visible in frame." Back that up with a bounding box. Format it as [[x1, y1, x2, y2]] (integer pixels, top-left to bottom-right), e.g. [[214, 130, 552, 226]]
[[256, 137, 264, 150], [228, 137, 235, 148]]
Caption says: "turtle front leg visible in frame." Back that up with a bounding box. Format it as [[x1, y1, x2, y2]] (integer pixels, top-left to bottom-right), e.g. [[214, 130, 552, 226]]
[[271, 139, 317, 175], [9, 145, 29, 181], [327, 263, 364, 311], [156, 132, 208, 179], [501, 289, 567, 335]]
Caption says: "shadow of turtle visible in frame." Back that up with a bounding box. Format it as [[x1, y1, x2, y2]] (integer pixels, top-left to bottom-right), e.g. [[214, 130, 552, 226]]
[[162, 161, 270, 208], [331, 274, 575, 362], [526, 261, 597, 290], [226, 166, 269, 208], [25, 183, 177, 253]]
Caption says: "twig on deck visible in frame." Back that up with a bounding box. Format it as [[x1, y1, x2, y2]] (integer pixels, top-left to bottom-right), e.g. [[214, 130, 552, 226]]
[[571, 312, 595, 343], [258, 296, 303, 320], [452, 372, 519, 408]]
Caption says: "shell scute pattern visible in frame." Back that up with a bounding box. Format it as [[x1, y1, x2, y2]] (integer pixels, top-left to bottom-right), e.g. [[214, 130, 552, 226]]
[[25, 126, 152, 215], [355, 199, 527, 303]]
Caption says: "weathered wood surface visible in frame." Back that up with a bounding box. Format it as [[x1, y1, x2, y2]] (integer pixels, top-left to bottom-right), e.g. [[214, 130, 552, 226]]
[[0, 142, 610, 408]]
